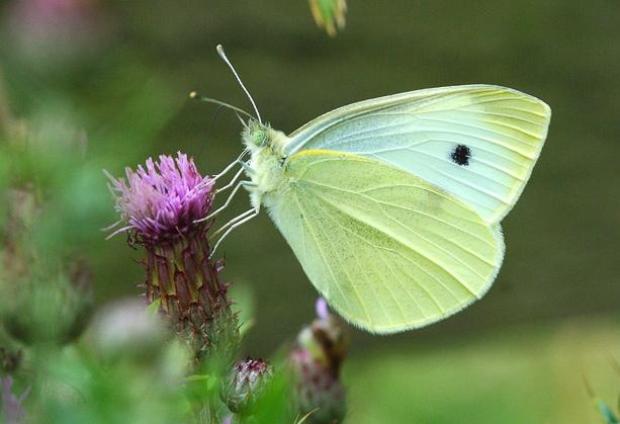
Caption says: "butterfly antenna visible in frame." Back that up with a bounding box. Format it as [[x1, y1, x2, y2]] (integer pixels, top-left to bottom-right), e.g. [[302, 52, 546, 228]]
[[189, 91, 254, 121], [235, 112, 249, 128], [216, 44, 263, 124]]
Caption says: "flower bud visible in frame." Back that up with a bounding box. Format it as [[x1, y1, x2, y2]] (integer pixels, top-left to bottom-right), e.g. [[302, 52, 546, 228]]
[[1, 264, 92, 346], [222, 358, 272, 414], [290, 299, 349, 423], [290, 349, 346, 424], [0, 189, 93, 346]]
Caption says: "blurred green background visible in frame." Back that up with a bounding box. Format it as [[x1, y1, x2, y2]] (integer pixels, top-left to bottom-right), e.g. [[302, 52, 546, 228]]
[[1, 1, 619, 422]]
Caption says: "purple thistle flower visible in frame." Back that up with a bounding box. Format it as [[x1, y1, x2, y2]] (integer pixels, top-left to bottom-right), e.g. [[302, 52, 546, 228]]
[[107, 153, 238, 359], [107, 152, 214, 242]]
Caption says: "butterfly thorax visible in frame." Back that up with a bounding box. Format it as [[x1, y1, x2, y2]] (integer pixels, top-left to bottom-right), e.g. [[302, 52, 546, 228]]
[[242, 120, 291, 210]]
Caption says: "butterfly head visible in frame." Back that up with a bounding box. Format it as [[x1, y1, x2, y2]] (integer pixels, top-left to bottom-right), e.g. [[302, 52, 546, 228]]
[[242, 120, 290, 157], [243, 119, 270, 148]]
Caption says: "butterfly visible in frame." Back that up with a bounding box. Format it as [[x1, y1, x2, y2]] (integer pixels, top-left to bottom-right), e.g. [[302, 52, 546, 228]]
[[198, 45, 551, 334]]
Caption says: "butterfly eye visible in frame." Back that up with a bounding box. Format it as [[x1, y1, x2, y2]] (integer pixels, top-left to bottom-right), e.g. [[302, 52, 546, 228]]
[[253, 128, 269, 147], [244, 120, 267, 147]]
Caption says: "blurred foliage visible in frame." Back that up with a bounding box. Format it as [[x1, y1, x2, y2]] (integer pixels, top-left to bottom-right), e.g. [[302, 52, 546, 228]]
[[309, 0, 347, 37], [590, 358, 620, 424], [0, 0, 618, 422], [29, 345, 188, 424], [598, 401, 619, 424]]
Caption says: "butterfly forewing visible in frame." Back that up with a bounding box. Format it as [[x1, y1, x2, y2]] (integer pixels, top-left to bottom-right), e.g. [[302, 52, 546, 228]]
[[285, 85, 551, 224], [266, 150, 504, 333]]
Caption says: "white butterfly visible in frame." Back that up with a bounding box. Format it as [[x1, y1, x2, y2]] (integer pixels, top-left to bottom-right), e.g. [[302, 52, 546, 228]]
[[198, 45, 551, 333]]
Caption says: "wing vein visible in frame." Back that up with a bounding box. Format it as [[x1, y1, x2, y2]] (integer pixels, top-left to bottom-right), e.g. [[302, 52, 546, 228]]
[[306, 187, 487, 293], [293, 188, 372, 324], [314, 195, 445, 314]]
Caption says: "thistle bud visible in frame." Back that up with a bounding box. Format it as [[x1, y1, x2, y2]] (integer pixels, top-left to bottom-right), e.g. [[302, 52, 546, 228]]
[[1, 263, 92, 346], [222, 358, 272, 414], [107, 152, 239, 359], [0, 189, 92, 346], [309, 0, 347, 37], [290, 298, 349, 423]]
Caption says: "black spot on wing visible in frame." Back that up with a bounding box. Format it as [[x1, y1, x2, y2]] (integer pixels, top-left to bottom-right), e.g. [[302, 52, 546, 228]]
[[451, 144, 471, 166]]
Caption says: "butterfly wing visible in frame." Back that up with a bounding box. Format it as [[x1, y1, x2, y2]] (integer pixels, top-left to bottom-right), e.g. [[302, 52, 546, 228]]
[[265, 150, 504, 333], [285, 85, 551, 224]]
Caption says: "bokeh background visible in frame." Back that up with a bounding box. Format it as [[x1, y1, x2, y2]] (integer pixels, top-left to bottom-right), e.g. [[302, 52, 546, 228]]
[[1, 1, 619, 422]]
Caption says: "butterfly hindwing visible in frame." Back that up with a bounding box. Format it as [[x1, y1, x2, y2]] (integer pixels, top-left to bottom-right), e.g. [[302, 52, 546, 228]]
[[285, 85, 551, 224], [265, 149, 504, 333]]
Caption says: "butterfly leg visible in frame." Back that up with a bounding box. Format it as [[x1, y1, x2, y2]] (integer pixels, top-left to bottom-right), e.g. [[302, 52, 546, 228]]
[[212, 149, 250, 182], [195, 180, 255, 223], [211, 208, 256, 237], [238, 160, 255, 176], [215, 167, 244, 194], [209, 208, 259, 258]]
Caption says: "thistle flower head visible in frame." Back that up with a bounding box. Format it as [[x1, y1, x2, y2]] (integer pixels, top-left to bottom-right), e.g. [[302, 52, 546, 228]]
[[106, 152, 239, 359], [107, 152, 214, 242]]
